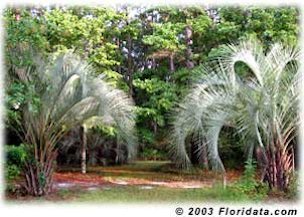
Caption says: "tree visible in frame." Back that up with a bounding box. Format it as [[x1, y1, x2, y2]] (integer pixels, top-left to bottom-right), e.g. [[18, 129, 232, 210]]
[[116, 6, 142, 96], [171, 39, 300, 190], [213, 7, 299, 48], [143, 21, 185, 77], [45, 7, 121, 72], [12, 53, 137, 196], [4, 7, 50, 146]]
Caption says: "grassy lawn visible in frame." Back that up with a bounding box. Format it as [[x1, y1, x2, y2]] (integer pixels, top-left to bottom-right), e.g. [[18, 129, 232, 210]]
[[56, 185, 262, 203]]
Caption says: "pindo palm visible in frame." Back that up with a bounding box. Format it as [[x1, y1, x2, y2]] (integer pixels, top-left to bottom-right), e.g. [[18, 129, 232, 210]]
[[171, 39, 300, 190], [14, 53, 137, 196]]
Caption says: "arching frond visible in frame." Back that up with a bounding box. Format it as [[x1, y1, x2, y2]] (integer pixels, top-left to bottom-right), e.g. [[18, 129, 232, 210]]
[[21, 52, 138, 161], [171, 39, 300, 173]]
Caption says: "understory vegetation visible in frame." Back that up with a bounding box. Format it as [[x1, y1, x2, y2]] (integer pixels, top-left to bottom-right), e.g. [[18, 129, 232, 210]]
[[4, 5, 300, 201]]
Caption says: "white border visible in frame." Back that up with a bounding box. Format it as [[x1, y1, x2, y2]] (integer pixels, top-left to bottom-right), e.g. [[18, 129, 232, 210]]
[[0, 0, 303, 217]]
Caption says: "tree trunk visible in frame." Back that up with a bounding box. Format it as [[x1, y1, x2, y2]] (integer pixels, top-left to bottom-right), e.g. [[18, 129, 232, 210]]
[[116, 37, 122, 74], [199, 143, 209, 169], [185, 25, 194, 69], [169, 53, 175, 72], [81, 125, 87, 174], [166, 53, 175, 81], [264, 145, 294, 191], [152, 58, 156, 69], [127, 33, 133, 96], [23, 150, 57, 196]]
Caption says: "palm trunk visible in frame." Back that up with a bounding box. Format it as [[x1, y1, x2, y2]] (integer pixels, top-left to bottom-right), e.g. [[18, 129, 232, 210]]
[[265, 145, 294, 191], [81, 125, 87, 174], [23, 150, 57, 196], [199, 143, 209, 169]]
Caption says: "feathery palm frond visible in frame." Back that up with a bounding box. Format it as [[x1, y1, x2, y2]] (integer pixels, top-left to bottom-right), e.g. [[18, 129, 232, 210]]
[[18, 52, 137, 195], [171, 39, 300, 182], [23, 53, 137, 158]]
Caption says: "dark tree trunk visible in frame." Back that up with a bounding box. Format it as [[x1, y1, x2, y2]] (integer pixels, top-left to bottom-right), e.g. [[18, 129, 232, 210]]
[[185, 25, 194, 69], [152, 121, 157, 134], [190, 133, 209, 169], [152, 58, 156, 69], [116, 37, 122, 74], [127, 33, 133, 96], [23, 150, 57, 196]]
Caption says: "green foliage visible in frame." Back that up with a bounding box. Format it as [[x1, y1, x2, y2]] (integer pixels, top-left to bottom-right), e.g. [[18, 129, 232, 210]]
[[217, 7, 299, 47], [231, 160, 268, 200], [5, 144, 28, 192], [218, 128, 245, 169], [190, 14, 212, 34], [45, 8, 121, 71], [137, 127, 155, 145], [139, 147, 167, 161], [5, 80, 41, 127], [6, 144, 28, 166], [143, 22, 185, 52], [102, 70, 129, 91], [5, 81, 26, 125], [4, 8, 49, 68], [93, 125, 117, 138], [133, 76, 178, 133], [6, 164, 20, 182], [286, 173, 299, 199], [133, 72, 179, 152], [243, 159, 256, 182], [134, 78, 177, 111]]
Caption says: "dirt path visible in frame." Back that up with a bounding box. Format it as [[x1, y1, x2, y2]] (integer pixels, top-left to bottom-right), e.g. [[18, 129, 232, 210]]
[[53, 172, 214, 190], [53, 162, 242, 191]]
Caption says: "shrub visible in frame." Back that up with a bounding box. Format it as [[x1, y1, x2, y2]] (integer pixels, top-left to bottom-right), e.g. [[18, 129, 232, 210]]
[[286, 172, 299, 199], [6, 164, 20, 181], [5, 144, 28, 193], [140, 147, 167, 161], [6, 144, 28, 166], [231, 160, 268, 200]]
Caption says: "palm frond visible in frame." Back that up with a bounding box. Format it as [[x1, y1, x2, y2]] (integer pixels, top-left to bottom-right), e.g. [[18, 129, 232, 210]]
[[171, 39, 300, 175], [21, 52, 138, 161]]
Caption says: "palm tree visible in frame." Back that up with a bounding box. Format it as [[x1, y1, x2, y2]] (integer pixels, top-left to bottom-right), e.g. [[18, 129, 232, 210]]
[[14, 53, 137, 196], [171, 39, 300, 190]]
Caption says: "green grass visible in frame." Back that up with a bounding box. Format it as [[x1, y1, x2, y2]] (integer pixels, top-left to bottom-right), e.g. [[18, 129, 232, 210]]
[[56, 185, 264, 203]]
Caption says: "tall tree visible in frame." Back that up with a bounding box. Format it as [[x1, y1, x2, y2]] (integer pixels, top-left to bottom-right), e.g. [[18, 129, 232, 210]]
[[143, 21, 185, 78]]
